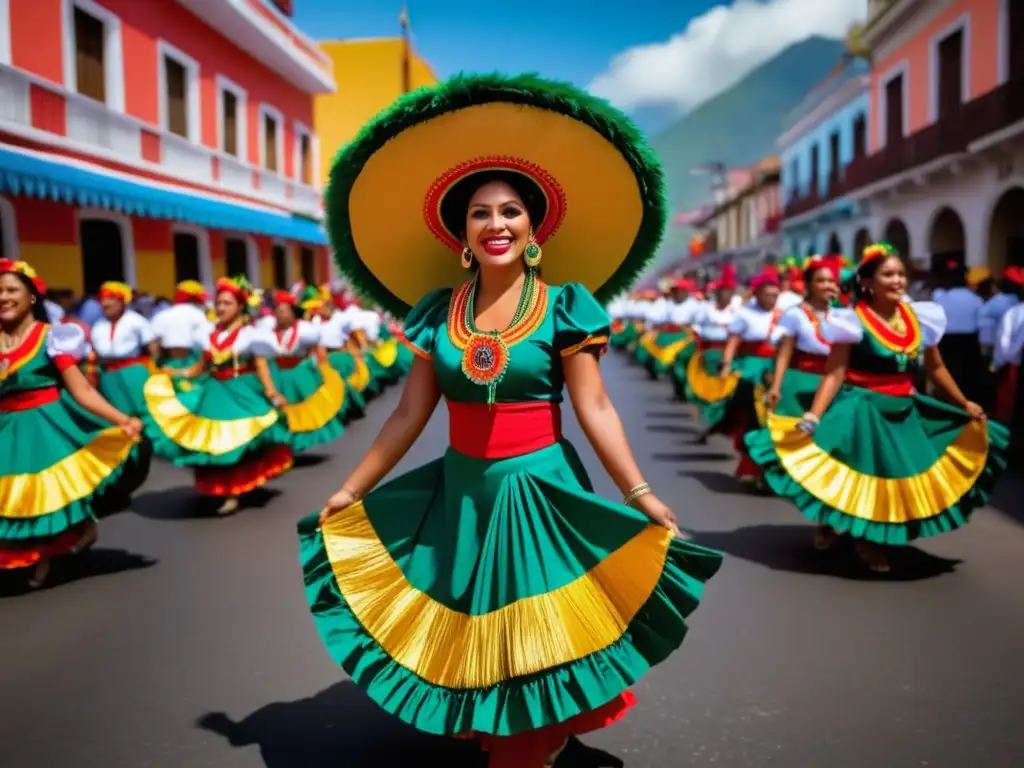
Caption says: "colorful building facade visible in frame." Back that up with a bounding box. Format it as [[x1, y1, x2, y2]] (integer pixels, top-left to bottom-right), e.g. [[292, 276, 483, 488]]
[[779, 57, 874, 259], [843, 0, 1024, 270], [314, 37, 436, 183], [0, 0, 336, 298]]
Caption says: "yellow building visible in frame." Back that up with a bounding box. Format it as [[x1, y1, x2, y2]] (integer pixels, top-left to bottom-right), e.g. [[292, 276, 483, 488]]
[[315, 38, 437, 182]]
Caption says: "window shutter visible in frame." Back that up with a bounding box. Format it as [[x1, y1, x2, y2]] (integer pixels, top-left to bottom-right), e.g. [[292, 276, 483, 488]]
[[264, 115, 278, 172], [74, 8, 106, 103], [223, 90, 238, 156], [300, 134, 311, 184], [165, 56, 188, 138]]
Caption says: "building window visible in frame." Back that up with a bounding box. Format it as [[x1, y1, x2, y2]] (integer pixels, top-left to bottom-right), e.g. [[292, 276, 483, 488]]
[[828, 131, 840, 188], [225, 237, 250, 278], [300, 247, 316, 285], [885, 73, 905, 145], [74, 6, 105, 102], [294, 126, 312, 185], [0, 196, 16, 260], [64, 0, 124, 111], [217, 77, 247, 160], [937, 29, 964, 120], [158, 42, 200, 141], [272, 244, 288, 288], [1010, 0, 1024, 80], [173, 232, 202, 282], [852, 114, 867, 158], [259, 106, 284, 173], [809, 144, 819, 196]]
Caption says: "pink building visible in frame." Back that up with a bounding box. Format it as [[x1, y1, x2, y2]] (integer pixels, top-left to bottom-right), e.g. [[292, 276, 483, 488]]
[[846, 0, 1024, 270]]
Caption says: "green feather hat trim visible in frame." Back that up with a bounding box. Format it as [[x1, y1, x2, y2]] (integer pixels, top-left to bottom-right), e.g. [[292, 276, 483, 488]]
[[323, 72, 668, 317]]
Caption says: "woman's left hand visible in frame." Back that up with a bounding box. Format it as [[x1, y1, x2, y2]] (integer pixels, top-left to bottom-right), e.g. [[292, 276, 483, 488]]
[[632, 493, 687, 539], [718, 364, 733, 381], [270, 392, 288, 409], [120, 417, 144, 438], [964, 401, 986, 420]]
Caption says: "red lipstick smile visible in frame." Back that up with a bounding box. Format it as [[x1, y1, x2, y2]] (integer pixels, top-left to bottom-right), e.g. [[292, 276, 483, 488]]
[[481, 237, 513, 256]]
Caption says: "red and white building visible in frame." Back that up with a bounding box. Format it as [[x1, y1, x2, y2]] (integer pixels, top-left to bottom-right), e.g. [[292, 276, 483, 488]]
[[0, 0, 335, 298]]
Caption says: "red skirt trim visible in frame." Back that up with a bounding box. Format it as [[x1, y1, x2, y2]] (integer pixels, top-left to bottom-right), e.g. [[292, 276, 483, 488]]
[[193, 444, 293, 497], [995, 364, 1018, 423], [0, 528, 81, 570], [473, 692, 637, 766]]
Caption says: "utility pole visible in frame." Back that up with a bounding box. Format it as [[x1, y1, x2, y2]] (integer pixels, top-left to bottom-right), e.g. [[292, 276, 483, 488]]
[[399, 2, 412, 94]]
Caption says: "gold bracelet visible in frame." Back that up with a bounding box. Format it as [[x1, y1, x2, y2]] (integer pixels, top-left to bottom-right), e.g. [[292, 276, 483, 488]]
[[623, 482, 651, 506]]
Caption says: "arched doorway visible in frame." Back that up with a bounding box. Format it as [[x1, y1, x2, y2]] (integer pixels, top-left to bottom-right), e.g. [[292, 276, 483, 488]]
[[80, 219, 126, 295], [826, 232, 842, 255], [300, 246, 316, 285], [853, 227, 870, 257], [225, 237, 250, 279], [173, 232, 202, 283], [271, 244, 288, 288], [928, 206, 966, 272], [883, 218, 910, 261], [987, 187, 1024, 270]]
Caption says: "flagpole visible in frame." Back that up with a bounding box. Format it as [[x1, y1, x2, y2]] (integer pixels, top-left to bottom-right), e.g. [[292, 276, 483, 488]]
[[399, 2, 411, 94]]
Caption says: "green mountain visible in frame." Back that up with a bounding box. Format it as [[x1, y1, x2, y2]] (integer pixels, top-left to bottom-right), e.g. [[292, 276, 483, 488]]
[[649, 35, 846, 265]]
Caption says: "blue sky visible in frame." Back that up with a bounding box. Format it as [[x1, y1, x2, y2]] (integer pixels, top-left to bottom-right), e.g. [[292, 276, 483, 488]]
[[294, 0, 719, 88], [292, 0, 865, 133]]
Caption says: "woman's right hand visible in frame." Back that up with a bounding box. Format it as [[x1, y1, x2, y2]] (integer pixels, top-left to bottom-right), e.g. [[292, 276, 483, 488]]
[[765, 388, 781, 411], [319, 487, 358, 525], [718, 364, 733, 381], [632, 493, 684, 538]]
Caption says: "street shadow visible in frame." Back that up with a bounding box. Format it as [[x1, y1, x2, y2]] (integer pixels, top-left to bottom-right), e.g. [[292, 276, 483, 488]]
[[690, 524, 962, 581], [652, 452, 732, 463], [0, 548, 156, 597], [985, 473, 1024, 529], [645, 410, 691, 420], [678, 470, 751, 495], [131, 486, 282, 522], [196, 682, 624, 768], [645, 423, 700, 436], [292, 454, 330, 469]]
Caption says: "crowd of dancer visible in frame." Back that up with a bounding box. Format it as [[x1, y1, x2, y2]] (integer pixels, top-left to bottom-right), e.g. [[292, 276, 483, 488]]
[[0, 262, 412, 588], [610, 247, 1018, 573]]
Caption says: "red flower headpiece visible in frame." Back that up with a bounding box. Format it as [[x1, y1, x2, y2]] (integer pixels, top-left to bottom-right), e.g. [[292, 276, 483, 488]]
[[98, 281, 133, 303], [859, 241, 898, 270], [215, 276, 253, 303], [174, 280, 208, 304], [273, 289, 298, 307], [717, 264, 738, 290], [749, 272, 781, 292], [1004, 266, 1024, 286], [0, 258, 47, 294]]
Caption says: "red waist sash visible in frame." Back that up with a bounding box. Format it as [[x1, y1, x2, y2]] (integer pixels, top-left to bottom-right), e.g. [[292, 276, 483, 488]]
[[211, 364, 256, 381], [100, 355, 150, 372], [740, 340, 776, 358], [698, 339, 727, 351], [276, 355, 307, 370], [448, 401, 561, 459], [792, 351, 828, 374], [845, 369, 915, 396], [164, 348, 192, 360], [658, 324, 685, 333], [0, 386, 60, 412]]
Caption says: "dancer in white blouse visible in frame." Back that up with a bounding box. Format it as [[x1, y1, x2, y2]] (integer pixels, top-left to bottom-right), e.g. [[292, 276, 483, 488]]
[[91, 281, 159, 418]]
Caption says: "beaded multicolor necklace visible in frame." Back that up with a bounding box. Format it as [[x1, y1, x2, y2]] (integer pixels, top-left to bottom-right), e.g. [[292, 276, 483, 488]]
[[447, 270, 548, 403]]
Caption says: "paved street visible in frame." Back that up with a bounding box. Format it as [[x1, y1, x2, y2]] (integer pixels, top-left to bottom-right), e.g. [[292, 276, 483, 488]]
[[2, 352, 1023, 768]]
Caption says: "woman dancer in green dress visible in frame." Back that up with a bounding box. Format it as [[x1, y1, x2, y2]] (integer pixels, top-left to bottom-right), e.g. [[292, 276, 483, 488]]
[[299, 74, 722, 767], [0, 259, 148, 589], [747, 243, 1008, 573]]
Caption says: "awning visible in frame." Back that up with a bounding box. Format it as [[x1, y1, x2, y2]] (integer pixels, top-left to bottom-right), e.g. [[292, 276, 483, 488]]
[[0, 145, 327, 245]]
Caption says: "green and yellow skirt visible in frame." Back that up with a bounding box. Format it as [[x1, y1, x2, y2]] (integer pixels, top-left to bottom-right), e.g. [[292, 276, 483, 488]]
[[323, 349, 367, 423], [96, 357, 156, 418], [643, 330, 694, 379], [609, 319, 639, 350], [0, 389, 150, 569], [143, 371, 293, 497], [670, 341, 699, 400], [272, 356, 347, 454], [298, 420, 721, 741], [745, 384, 1009, 544]]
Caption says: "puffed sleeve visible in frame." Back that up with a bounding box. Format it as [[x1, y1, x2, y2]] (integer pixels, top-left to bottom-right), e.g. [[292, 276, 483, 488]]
[[911, 301, 947, 347], [553, 283, 611, 357], [776, 306, 802, 337], [296, 319, 321, 347], [727, 308, 749, 336], [244, 326, 278, 358], [131, 311, 157, 345], [822, 307, 863, 344], [46, 323, 88, 372], [403, 288, 451, 360]]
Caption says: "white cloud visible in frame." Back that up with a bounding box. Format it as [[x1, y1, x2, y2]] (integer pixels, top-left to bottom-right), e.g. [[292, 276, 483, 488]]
[[588, 0, 866, 114]]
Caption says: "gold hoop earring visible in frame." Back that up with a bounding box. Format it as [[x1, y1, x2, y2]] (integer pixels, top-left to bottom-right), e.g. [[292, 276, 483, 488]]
[[461, 247, 474, 269], [524, 235, 542, 269]]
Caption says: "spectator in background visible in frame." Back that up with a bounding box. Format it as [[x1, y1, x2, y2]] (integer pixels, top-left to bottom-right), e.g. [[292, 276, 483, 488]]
[[933, 261, 983, 403], [76, 293, 103, 325]]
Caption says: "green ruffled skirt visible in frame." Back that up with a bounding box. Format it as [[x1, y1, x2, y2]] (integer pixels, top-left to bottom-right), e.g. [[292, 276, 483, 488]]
[[686, 351, 771, 433], [97, 362, 152, 418], [271, 360, 346, 454], [670, 341, 698, 400], [298, 439, 722, 737], [324, 350, 367, 423], [745, 387, 1010, 544], [643, 331, 693, 378], [0, 391, 150, 566], [609, 322, 639, 350]]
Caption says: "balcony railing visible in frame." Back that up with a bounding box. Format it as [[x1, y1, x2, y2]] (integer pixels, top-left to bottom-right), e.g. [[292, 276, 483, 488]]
[[0, 67, 29, 127], [66, 96, 142, 161], [163, 132, 215, 184]]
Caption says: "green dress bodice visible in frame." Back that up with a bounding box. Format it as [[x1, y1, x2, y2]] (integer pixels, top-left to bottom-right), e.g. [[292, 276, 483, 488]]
[[404, 281, 611, 405], [0, 328, 62, 398]]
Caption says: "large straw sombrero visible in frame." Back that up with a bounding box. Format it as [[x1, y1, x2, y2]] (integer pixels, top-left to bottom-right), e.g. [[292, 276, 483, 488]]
[[325, 73, 668, 317]]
